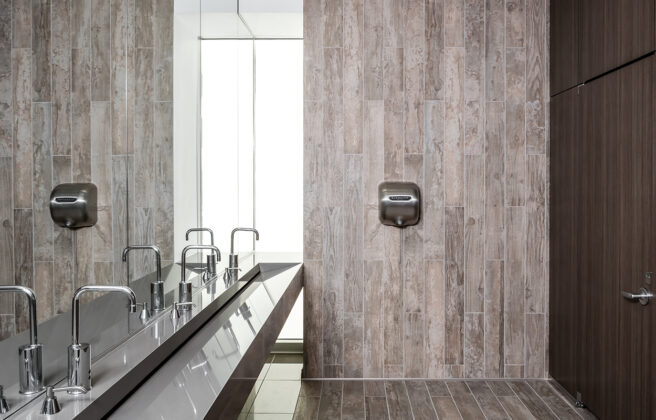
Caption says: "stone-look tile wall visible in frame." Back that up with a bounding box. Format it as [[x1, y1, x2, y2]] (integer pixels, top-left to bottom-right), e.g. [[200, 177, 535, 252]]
[[0, 0, 174, 339], [304, 0, 549, 379]]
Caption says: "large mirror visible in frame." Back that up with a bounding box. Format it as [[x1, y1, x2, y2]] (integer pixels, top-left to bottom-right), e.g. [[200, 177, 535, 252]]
[[0, 0, 302, 414]]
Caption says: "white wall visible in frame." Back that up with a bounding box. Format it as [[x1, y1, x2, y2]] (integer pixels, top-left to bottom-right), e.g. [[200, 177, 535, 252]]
[[174, 1, 202, 260]]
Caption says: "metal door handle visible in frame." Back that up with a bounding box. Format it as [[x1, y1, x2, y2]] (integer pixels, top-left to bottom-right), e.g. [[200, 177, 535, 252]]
[[621, 287, 653, 305]]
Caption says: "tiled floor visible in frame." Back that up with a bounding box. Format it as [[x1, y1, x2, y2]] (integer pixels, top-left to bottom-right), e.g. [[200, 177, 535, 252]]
[[240, 355, 596, 419]]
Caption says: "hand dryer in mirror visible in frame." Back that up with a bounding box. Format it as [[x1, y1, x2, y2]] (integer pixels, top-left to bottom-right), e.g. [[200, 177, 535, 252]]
[[378, 182, 421, 228], [49, 183, 98, 229]]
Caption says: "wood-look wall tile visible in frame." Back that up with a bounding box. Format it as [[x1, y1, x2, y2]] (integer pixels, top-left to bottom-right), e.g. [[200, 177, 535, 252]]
[[425, 0, 444, 100], [464, 100, 484, 157], [111, 156, 128, 285], [31, 0, 51, 101], [304, 261, 323, 378], [322, 100, 344, 209], [12, 48, 32, 209], [484, 101, 505, 260], [464, 0, 484, 101], [385, 364, 403, 378], [363, 101, 384, 260], [53, 156, 74, 312], [485, 0, 505, 101], [90, 0, 110, 101], [304, 0, 323, 102], [72, 47, 91, 182], [383, 47, 403, 108], [32, 103, 53, 262], [304, 101, 323, 260], [344, 311, 364, 378], [94, 261, 112, 286], [0, 315, 15, 339], [526, 0, 546, 155], [445, 364, 464, 378], [444, 0, 464, 47], [111, 0, 129, 155], [383, 100, 403, 181], [383, 226, 403, 367], [526, 154, 546, 313], [525, 313, 545, 378], [72, 0, 90, 49], [506, 0, 526, 47], [154, 101, 174, 260], [134, 48, 154, 208], [131, 207, 155, 279], [464, 313, 484, 378], [364, 0, 383, 100], [404, 312, 425, 377], [405, 0, 425, 51], [51, 0, 71, 50], [0, 47, 11, 157], [403, 154, 424, 315], [424, 101, 445, 260], [425, 260, 445, 377], [322, 207, 344, 368], [75, 226, 94, 288], [383, 0, 404, 48], [364, 260, 384, 377], [464, 155, 484, 313], [484, 260, 504, 378], [0, 2, 9, 49], [0, 158, 12, 296], [91, 102, 112, 206], [34, 262, 53, 322], [444, 47, 464, 206], [52, 47, 72, 155], [405, 47, 425, 154], [322, 0, 343, 48], [12, 0, 31, 48], [504, 207, 525, 366], [93, 206, 113, 262], [445, 206, 464, 365], [385, 381, 413, 419], [506, 48, 526, 207], [14, 209, 33, 332], [153, 0, 173, 101], [136, 0, 154, 48], [504, 364, 524, 378], [345, 155, 363, 313], [343, 0, 363, 154]]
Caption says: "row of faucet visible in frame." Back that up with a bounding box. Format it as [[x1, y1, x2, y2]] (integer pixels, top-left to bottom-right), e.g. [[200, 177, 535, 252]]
[[0, 226, 259, 415]]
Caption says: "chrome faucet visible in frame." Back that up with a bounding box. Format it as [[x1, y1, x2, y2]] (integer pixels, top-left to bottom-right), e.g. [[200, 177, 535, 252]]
[[185, 227, 217, 280], [122, 245, 164, 312], [68, 285, 137, 393], [225, 228, 260, 282], [0, 286, 43, 394], [179, 245, 220, 310]]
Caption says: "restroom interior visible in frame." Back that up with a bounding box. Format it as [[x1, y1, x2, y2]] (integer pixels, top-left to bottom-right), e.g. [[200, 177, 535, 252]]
[[0, 0, 653, 418]]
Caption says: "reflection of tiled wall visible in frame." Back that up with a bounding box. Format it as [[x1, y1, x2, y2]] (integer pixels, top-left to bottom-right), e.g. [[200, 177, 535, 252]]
[[304, 0, 549, 379], [0, 0, 174, 340]]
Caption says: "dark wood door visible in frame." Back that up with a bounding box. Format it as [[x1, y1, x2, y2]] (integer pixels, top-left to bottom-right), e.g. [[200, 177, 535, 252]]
[[551, 55, 656, 419], [550, 0, 580, 95], [579, 0, 654, 82]]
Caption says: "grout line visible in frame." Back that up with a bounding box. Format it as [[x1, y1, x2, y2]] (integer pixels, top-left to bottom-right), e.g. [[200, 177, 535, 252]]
[[483, 380, 513, 419], [444, 381, 465, 419], [523, 380, 562, 420], [464, 381, 490, 420]]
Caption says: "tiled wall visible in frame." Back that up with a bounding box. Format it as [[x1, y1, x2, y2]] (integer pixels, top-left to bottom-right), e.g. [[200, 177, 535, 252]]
[[303, 0, 549, 379], [0, 0, 173, 339]]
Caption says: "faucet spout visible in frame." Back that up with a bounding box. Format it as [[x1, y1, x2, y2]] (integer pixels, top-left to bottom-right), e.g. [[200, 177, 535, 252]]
[[122, 245, 162, 283], [180, 245, 221, 283], [71, 285, 137, 345], [122, 245, 164, 311], [230, 228, 260, 255], [0, 286, 37, 345], [185, 227, 215, 245]]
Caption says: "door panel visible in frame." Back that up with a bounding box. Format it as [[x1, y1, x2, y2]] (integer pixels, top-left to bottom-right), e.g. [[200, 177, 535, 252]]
[[550, 0, 580, 95], [580, 0, 654, 83]]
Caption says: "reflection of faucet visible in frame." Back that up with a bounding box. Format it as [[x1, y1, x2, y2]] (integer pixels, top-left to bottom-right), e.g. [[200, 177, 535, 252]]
[[122, 245, 164, 311], [237, 302, 256, 334], [0, 385, 9, 413], [179, 245, 221, 310], [185, 228, 217, 277], [39, 385, 87, 415], [68, 285, 137, 393], [0, 286, 43, 394], [224, 228, 259, 283]]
